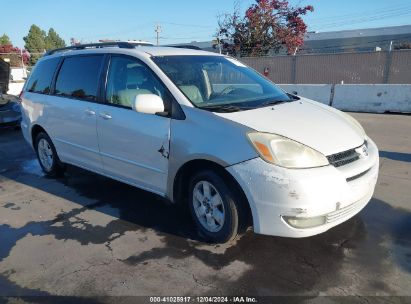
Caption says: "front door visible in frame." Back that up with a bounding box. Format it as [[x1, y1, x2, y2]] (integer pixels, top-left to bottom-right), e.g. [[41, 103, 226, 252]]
[[96, 55, 171, 195]]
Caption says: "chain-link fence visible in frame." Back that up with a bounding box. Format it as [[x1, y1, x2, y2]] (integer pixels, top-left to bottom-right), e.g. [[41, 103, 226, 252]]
[[3, 49, 411, 84], [240, 50, 411, 84]]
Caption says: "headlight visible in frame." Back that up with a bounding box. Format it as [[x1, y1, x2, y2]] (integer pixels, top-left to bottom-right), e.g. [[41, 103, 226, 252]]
[[247, 132, 329, 168]]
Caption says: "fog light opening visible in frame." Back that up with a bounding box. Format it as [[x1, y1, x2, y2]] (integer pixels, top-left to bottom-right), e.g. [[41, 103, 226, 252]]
[[282, 215, 326, 229]]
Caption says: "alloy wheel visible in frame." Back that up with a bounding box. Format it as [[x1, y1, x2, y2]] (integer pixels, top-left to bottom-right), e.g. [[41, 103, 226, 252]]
[[37, 138, 54, 171], [192, 180, 225, 232]]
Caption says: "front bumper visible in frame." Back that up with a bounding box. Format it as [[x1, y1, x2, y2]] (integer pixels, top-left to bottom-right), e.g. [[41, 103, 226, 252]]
[[227, 138, 379, 237]]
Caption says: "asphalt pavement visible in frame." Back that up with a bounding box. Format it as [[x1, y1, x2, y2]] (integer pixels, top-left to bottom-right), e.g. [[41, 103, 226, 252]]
[[0, 112, 410, 302]]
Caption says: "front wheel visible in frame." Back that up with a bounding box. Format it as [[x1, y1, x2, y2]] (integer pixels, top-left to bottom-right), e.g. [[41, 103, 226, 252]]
[[34, 132, 64, 177], [188, 170, 244, 243]]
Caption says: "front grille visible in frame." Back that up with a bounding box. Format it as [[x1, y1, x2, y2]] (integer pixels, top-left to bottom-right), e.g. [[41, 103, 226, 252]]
[[327, 148, 359, 167], [327, 145, 363, 167], [346, 168, 371, 182]]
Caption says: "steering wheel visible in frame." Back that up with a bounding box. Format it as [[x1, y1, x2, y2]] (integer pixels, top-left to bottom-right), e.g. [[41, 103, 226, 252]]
[[219, 86, 237, 95]]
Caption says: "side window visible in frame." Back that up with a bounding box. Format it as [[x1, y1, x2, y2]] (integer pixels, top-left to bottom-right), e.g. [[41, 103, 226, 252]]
[[26, 57, 60, 94], [54, 55, 103, 101], [106, 56, 167, 108]]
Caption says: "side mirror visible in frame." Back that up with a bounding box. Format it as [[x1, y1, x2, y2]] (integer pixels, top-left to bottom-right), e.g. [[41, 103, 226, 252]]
[[134, 94, 165, 115]]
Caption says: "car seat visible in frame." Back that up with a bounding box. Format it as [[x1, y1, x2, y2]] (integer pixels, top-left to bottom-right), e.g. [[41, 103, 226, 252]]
[[118, 66, 154, 107]]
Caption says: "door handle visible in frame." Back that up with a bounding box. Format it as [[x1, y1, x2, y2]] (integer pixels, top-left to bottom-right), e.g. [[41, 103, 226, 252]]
[[85, 109, 96, 116], [99, 113, 112, 120]]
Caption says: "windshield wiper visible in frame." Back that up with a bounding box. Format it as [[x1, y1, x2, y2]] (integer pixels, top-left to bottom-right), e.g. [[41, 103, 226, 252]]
[[200, 104, 251, 113], [200, 95, 299, 112], [261, 97, 299, 107]]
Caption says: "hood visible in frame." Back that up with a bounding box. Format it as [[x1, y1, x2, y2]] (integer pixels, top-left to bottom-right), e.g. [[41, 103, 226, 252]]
[[215, 98, 365, 156]]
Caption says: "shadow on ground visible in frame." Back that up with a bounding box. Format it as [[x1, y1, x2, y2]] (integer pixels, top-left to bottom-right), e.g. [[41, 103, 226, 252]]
[[379, 151, 411, 163]]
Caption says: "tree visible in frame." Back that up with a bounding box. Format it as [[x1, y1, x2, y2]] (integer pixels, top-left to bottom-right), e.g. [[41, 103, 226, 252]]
[[217, 0, 314, 57], [0, 45, 30, 67], [23, 24, 46, 65], [45, 28, 66, 50], [0, 34, 11, 46]]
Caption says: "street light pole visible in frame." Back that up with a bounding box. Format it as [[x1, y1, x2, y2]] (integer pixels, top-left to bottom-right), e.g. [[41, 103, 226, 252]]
[[20, 49, 26, 78], [155, 24, 162, 46]]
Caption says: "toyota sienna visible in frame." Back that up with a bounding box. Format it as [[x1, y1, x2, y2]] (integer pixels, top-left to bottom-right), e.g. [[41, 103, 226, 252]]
[[20, 42, 379, 243]]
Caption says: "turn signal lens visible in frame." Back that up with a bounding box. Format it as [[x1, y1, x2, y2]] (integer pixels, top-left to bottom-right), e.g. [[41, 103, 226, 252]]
[[18, 91, 23, 103], [254, 141, 274, 162]]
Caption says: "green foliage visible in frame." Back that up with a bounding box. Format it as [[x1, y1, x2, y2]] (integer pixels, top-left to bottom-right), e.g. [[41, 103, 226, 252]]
[[23, 25, 66, 65], [0, 34, 11, 45], [45, 28, 66, 50], [23, 25, 46, 65]]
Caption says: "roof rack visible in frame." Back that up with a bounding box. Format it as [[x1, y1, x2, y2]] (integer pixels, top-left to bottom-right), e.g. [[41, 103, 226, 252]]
[[44, 42, 135, 56], [168, 45, 202, 50]]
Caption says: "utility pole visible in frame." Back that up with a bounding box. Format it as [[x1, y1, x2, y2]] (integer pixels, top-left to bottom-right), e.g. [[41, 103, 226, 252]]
[[155, 24, 162, 46], [293, 47, 298, 56], [20, 49, 26, 78]]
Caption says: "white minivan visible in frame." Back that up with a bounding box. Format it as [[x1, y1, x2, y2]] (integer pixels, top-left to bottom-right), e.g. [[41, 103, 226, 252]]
[[20, 42, 379, 243]]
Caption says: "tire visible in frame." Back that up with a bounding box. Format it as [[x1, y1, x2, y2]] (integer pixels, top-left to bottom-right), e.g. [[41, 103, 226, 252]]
[[34, 132, 65, 177], [188, 169, 244, 243]]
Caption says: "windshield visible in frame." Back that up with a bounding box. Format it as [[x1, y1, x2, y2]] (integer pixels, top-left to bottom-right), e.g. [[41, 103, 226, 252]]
[[152, 55, 296, 112]]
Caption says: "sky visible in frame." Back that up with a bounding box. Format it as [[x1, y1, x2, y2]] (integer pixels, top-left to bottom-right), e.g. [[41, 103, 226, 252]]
[[2, 0, 411, 48]]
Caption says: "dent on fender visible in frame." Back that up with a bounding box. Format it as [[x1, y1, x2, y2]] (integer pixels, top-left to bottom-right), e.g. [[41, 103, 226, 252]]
[[158, 144, 169, 159]]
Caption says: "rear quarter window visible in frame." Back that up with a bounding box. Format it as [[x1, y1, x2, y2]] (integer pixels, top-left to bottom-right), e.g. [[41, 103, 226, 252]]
[[25, 57, 60, 94], [54, 55, 103, 101]]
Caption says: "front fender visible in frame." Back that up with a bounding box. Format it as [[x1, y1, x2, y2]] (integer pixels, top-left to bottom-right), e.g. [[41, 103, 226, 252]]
[[166, 105, 258, 201]]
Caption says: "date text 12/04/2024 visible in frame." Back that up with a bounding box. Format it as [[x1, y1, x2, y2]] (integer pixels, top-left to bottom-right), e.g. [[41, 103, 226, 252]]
[[149, 296, 258, 303]]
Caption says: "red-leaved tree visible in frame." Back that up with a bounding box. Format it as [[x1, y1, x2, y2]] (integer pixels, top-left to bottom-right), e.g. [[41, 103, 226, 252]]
[[0, 44, 30, 67], [217, 0, 313, 56]]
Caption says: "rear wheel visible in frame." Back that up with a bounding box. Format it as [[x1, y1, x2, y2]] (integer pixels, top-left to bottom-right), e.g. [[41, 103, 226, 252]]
[[34, 132, 64, 177], [188, 170, 244, 243]]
